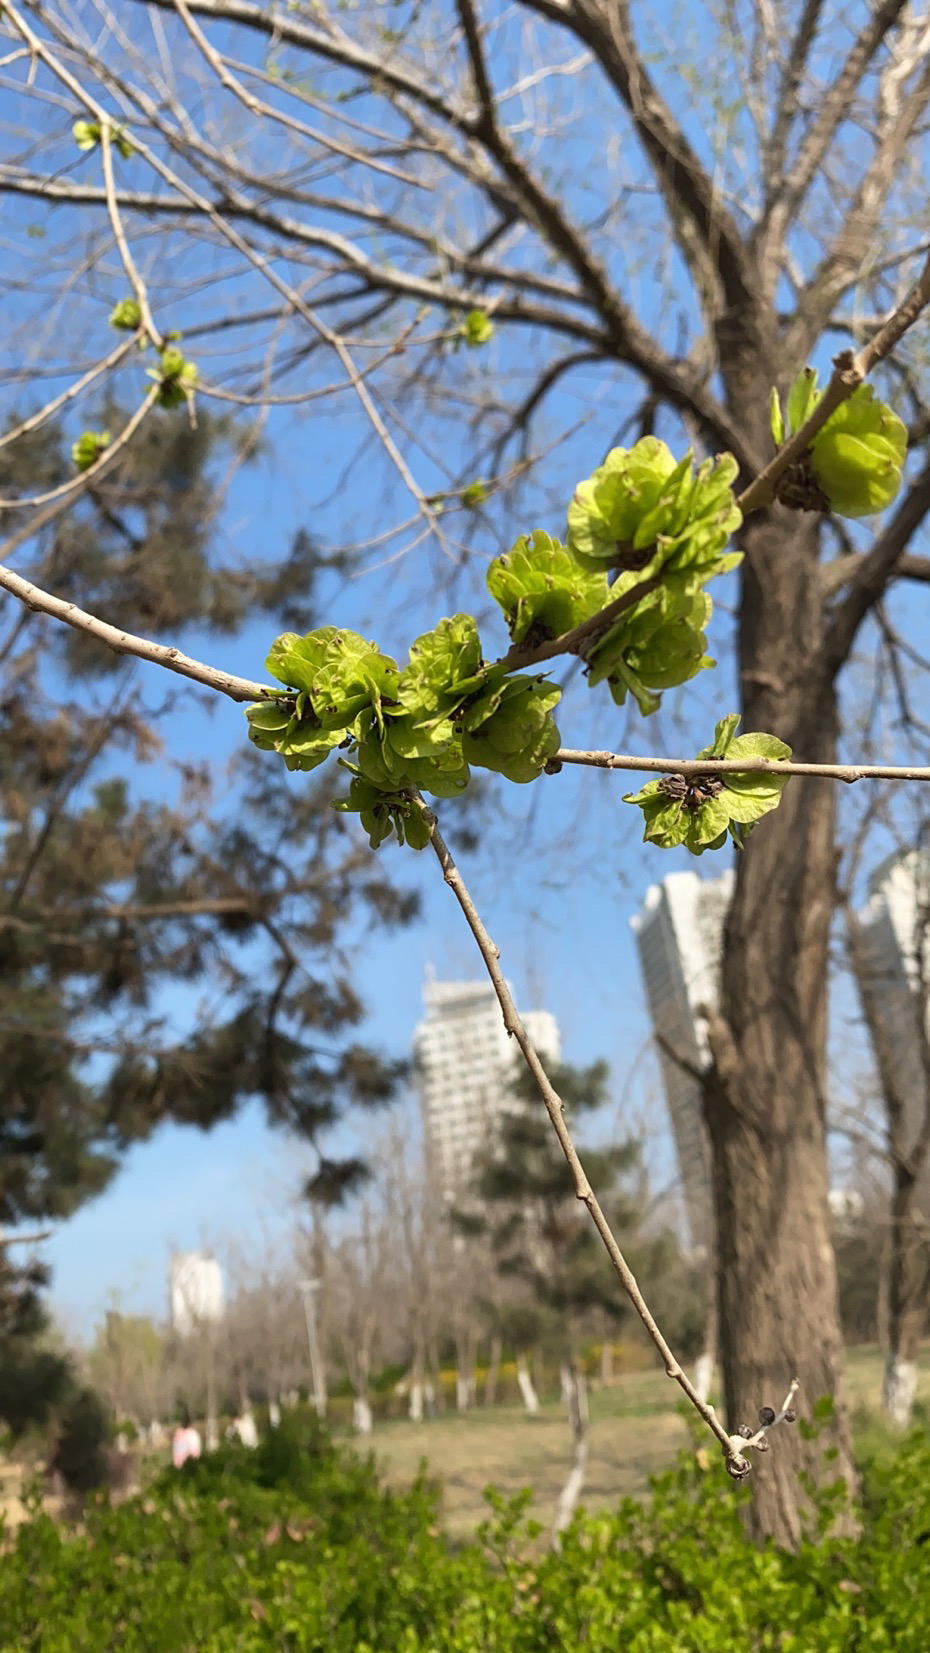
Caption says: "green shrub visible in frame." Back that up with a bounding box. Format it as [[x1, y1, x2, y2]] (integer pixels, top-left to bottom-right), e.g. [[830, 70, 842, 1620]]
[[4, 1416, 930, 1650]]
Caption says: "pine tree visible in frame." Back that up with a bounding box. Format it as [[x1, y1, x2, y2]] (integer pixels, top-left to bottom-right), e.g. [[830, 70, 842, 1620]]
[[0, 407, 414, 1429]]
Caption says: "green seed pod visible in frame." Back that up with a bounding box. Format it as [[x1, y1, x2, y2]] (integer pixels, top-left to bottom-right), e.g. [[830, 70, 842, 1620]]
[[809, 385, 907, 518]]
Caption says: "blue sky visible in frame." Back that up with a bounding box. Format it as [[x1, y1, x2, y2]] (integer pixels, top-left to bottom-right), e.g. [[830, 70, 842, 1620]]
[[4, 0, 923, 1339]]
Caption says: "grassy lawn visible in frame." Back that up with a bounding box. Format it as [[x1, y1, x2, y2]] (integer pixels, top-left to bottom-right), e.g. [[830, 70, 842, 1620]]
[[347, 1346, 930, 1537], [3, 1346, 926, 1540]]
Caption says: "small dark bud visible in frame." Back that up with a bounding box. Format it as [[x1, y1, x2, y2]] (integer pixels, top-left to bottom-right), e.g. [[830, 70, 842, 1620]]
[[726, 1456, 751, 1480], [756, 1436, 770, 1451], [758, 1406, 776, 1426], [784, 1408, 797, 1424], [738, 1424, 753, 1439]]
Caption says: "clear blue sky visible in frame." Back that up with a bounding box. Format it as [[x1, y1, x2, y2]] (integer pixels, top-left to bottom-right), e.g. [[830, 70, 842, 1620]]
[[37, 423, 715, 1336], [2, 4, 910, 1339]]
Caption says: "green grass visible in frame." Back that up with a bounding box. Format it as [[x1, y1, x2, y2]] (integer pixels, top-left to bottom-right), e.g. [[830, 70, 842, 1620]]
[[346, 1345, 930, 1536]]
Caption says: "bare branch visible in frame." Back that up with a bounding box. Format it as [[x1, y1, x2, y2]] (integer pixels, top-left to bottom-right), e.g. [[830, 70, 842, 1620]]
[[0, 551, 272, 701], [761, 0, 826, 207], [0, 334, 139, 455], [419, 794, 774, 1476], [787, 44, 930, 358], [515, 0, 757, 319], [757, 0, 912, 280], [822, 551, 930, 597], [553, 749, 930, 786]]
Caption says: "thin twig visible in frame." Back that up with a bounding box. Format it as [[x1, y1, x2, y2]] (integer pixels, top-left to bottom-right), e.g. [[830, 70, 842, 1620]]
[[98, 119, 162, 349], [0, 387, 160, 511], [553, 748, 930, 784], [0, 555, 272, 701], [0, 335, 140, 455], [419, 796, 770, 1478]]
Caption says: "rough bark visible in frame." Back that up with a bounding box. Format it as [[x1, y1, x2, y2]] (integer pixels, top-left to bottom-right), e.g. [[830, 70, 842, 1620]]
[[703, 507, 856, 1545]]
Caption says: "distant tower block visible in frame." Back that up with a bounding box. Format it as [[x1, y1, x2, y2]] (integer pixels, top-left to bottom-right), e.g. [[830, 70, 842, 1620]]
[[630, 870, 734, 1255], [169, 1251, 225, 1338], [414, 975, 560, 1198]]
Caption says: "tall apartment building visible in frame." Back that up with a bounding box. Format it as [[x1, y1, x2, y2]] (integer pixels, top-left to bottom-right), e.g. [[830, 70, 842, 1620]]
[[630, 869, 734, 1255], [852, 849, 930, 1179], [413, 973, 560, 1197]]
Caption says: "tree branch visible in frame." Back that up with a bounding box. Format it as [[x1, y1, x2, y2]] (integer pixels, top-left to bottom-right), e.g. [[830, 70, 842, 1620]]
[[821, 551, 930, 598], [757, 0, 912, 280], [515, 0, 757, 319], [787, 45, 930, 359], [552, 749, 930, 786], [419, 794, 777, 1476], [0, 553, 272, 701]]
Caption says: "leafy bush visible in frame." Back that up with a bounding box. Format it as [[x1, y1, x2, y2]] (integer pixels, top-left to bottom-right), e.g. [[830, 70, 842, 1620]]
[[3, 1416, 930, 1649]]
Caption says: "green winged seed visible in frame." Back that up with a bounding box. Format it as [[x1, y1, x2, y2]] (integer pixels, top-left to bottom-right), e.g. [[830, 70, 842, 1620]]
[[623, 717, 792, 857], [567, 439, 741, 577], [774, 369, 907, 519], [810, 387, 907, 518], [487, 531, 608, 645]]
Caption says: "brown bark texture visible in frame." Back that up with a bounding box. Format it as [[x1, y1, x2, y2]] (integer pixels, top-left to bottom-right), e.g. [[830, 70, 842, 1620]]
[[703, 503, 856, 1543]]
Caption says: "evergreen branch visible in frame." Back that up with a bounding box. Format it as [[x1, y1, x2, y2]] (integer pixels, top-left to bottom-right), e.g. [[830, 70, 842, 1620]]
[[418, 794, 776, 1479]]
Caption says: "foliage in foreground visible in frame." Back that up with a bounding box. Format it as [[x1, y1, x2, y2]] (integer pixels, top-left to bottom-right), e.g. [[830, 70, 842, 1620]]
[[3, 1417, 930, 1651]]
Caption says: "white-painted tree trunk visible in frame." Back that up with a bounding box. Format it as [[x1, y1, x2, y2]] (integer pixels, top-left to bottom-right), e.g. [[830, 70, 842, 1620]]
[[456, 1373, 475, 1410], [353, 1395, 373, 1434], [693, 1351, 715, 1405], [516, 1353, 539, 1415], [882, 1355, 918, 1429], [408, 1379, 424, 1421], [552, 1361, 588, 1543]]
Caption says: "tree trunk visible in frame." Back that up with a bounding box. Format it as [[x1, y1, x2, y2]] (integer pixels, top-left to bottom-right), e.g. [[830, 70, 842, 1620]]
[[882, 1177, 927, 1427], [552, 1357, 588, 1543], [703, 507, 856, 1545], [352, 1394, 374, 1434], [515, 1351, 539, 1415], [484, 1335, 502, 1407]]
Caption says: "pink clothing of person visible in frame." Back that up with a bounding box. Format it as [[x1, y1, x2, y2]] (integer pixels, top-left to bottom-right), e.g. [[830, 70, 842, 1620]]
[[171, 1424, 202, 1468]]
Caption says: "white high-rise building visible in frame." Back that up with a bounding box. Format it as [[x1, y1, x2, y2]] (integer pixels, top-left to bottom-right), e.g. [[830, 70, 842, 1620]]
[[414, 974, 560, 1196], [853, 850, 930, 1177], [169, 1251, 225, 1338], [630, 870, 734, 1254]]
